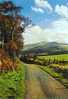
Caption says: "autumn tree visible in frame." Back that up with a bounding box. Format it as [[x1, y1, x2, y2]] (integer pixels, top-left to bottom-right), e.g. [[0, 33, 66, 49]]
[[0, 1, 30, 71]]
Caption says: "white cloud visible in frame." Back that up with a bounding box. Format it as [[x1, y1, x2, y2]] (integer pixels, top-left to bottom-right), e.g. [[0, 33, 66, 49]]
[[34, 0, 53, 12], [24, 25, 46, 44], [24, 18, 68, 44], [45, 18, 68, 42], [31, 7, 44, 13], [55, 5, 68, 18]]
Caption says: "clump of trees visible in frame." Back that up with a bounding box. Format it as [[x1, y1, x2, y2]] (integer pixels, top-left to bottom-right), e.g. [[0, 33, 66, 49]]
[[0, 1, 30, 72]]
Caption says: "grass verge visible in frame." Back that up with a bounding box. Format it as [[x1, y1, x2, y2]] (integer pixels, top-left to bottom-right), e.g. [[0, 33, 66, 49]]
[[0, 60, 25, 99], [40, 66, 68, 88]]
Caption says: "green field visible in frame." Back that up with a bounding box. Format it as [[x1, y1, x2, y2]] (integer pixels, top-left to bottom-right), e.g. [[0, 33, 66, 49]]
[[36, 54, 68, 88], [37, 54, 68, 61], [0, 60, 25, 99]]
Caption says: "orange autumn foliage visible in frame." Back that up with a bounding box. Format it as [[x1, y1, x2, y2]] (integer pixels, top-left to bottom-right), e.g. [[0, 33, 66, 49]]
[[0, 48, 17, 72], [0, 1, 28, 72]]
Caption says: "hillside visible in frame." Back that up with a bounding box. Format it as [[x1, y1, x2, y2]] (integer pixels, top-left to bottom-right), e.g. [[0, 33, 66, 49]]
[[22, 42, 68, 55]]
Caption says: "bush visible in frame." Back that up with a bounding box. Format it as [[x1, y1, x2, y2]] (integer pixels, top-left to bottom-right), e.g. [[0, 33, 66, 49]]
[[62, 69, 68, 79]]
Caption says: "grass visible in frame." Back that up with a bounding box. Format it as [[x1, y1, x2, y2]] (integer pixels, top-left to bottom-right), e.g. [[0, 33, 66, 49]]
[[40, 66, 68, 88], [37, 54, 68, 61], [40, 66, 62, 78], [0, 60, 25, 99], [36, 54, 68, 88]]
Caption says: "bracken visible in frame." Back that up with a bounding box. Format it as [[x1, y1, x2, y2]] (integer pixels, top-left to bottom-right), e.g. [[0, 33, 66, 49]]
[[0, 48, 17, 72]]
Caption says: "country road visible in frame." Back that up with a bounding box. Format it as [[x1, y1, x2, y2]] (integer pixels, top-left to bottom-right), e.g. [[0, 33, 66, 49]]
[[25, 64, 68, 99]]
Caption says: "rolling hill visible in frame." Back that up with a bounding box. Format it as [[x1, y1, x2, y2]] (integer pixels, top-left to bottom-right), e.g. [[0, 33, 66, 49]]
[[22, 42, 68, 55]]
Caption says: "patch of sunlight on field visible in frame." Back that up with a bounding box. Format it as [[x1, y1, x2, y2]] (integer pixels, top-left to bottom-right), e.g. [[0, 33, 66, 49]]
[[38, 54, 68, 61]]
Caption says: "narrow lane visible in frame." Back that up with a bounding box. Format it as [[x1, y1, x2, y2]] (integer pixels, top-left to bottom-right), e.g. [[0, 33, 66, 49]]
[[25, 64, 68, 99]]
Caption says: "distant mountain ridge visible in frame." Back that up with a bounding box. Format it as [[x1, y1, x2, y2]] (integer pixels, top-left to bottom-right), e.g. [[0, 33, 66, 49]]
[[22, 42, 68, 55]]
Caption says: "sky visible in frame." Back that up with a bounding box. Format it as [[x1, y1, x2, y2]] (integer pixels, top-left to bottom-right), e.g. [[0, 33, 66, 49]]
[[0, 0, 68, 44]]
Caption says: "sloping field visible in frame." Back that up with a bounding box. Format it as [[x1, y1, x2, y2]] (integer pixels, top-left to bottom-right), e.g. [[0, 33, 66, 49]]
[[37, 54, 68, 61]]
